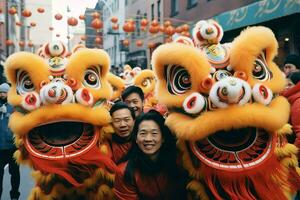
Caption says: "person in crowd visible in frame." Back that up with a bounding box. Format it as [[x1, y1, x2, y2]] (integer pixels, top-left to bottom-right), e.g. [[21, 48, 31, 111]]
[[103, 102, 135, 164], [114, 110, 187, 200], [121, 86, 144, 117], [0, 83, 20, 200], [283, 54, 300, 78]]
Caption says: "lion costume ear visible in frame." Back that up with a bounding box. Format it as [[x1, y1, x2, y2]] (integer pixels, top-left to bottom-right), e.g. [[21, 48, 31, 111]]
[[230, 26, 286, 92], [4, 52, 50, 106]]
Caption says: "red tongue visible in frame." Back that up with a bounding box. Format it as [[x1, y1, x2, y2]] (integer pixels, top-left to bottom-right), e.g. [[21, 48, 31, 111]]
[[28, 144, 118, 187]]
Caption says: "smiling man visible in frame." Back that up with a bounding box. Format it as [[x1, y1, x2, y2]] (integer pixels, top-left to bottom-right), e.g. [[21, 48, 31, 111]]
[[103, 102, 135, 163], [121, 86, 144, 117]]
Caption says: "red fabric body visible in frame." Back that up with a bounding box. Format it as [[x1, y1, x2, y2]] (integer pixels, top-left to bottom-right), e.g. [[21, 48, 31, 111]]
[[282, 82, 300, 158], [28, 144, 118, 187]]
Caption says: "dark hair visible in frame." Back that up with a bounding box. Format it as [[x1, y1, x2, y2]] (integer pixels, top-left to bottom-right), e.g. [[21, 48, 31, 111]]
[[290, 71, 300, 85], [284, 54, 300, 69], [123, 110, 178, 184], [121, 86, 144, 102], [110, 101, 135, 119]]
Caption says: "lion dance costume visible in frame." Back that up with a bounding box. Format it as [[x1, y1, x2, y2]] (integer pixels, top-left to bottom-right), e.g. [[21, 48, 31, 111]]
[[152, 20, 300, 200], [5, 41, 117, 200]]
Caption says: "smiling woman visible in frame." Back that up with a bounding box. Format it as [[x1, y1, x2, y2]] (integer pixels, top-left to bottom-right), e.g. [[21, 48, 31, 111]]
[[114, 110, 188, 200]]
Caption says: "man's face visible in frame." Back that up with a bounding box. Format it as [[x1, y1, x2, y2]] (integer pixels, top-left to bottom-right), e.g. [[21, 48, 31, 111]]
[[284, 63, 299, 76], [0, 92, 7, 100], [124, 93, 144, 117], [112, 108, 134, 138]]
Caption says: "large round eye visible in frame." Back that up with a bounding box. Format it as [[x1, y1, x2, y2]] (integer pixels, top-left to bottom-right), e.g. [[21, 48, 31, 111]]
[[83, 68, 101, 89], [252, 53, 271, 81], [165, 64, 191, 95], [16, 70, 35, 94]]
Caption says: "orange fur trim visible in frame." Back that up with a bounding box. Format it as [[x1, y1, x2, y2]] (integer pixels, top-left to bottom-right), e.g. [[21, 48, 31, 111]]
[[187, 180, 209, 200]]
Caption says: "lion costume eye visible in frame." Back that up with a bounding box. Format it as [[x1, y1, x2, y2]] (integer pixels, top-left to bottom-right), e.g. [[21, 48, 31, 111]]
[[252, 52, 271, 81], [83, 67, 101, 89], [17, 70, 35, 94], [165, 64, 191, 95]]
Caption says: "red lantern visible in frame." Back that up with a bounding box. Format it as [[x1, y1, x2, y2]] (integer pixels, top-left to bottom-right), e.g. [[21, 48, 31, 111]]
[[0, 8, 2, 13], [30, 22, 36, 27], [123, 39, 129, 46], [136, 40, 143, 47], [95, 37, 102, 44], [16, 22, 22, 26], [55, 14, 63, 20], [92, 12, 100, 19], [19, 41, 25, 47], [6, 39, 13, 46], [8, 7, 17, 15], [91, 18, 103, 29], [49, 26, 54, 31], [123, 22, 135, 32], [149, 26, 159, 34], [22, 9, 32, 17], [182, 24, 190, 32], [165, 26, 175, 36], [67, 17, 78, 26], [159, 25, 165, 33], [37, 8, 45, 13], [80, 35, 86, 41], [175, 26, 183, 33], [112, 24, 119, 30], [56, 34, 60, 37], [140, 19, 148, 26], [79, 15, 85, 20], [151, 20, 159, 27], [28, 41, 34, 47], [164, 20, 171, 27], [111, 16, 118, 23]]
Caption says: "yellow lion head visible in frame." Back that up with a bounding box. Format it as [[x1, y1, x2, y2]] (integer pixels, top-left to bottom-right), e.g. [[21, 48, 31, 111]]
[[152, 25, 298, 199]]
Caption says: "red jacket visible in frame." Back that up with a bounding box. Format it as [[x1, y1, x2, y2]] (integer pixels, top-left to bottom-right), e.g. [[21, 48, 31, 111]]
[[282, 82, 300, 156], [103, 138, 132, 164], [114, 161, 187, 200]]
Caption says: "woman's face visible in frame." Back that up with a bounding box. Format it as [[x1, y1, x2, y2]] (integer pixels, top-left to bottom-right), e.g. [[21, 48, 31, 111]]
[[136, 120, 163, 160]]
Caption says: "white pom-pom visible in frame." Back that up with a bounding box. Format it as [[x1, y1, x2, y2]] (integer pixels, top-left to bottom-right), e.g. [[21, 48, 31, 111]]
[[21, 92, 41, 111], [75, 88, 94, 106], [252, 83, 273, 105], [183, 92, 206, 114]]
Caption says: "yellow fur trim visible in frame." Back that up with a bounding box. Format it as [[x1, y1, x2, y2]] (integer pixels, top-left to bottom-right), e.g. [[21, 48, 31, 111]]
[[65, 48, 112, 100], [100, 145, 109, 155], [96, 184, 114, 200], [178, 140, 203, 179], [277, 124, 293, 136], [167, 96, 289, 141], [230, 26, 286, 93], [275, 143, 298, 158], [4, 52, 51, 106], [107, 72, 125, 101], [152, 43, 211, 107], [281, 154, 299, 168], [133, 69, 156, 95], [31, 171, 55, 185], [187, 180, 209, 200], [9, 104, 110, 136]]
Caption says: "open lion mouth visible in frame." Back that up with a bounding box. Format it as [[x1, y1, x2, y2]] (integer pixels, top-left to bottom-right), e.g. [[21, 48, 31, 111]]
[[190, 127, 274, 171], [24, 122, 98, 159]]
